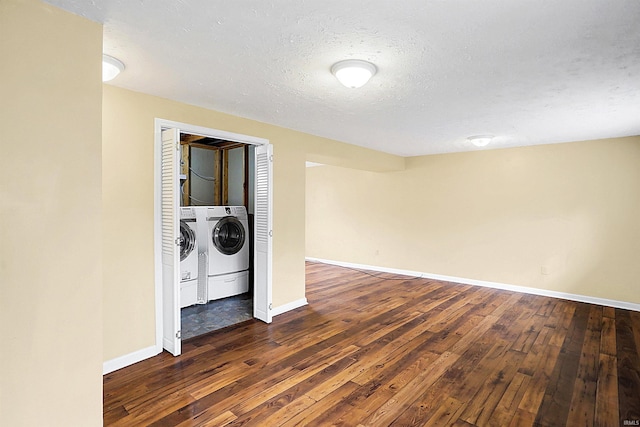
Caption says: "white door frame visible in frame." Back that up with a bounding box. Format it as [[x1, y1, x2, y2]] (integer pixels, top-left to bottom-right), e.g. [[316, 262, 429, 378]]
[[153, 118, 271, 354]]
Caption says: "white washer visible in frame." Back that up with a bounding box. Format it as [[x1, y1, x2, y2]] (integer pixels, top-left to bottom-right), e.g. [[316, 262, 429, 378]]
[[206, 206, 250, 300], [179, 207, 199, 308]]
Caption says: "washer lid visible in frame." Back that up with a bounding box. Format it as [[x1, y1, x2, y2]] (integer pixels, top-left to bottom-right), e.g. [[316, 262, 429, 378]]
[[212, 216, 245, 255]]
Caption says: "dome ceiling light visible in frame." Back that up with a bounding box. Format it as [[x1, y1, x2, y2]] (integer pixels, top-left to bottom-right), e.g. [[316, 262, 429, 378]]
[[102, 54, 125, 82], [467, 135, 494, 147], [331, 59, 377, 89]]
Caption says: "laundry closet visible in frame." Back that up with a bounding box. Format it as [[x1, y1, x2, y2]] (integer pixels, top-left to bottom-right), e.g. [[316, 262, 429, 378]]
[[178, 133, 255, 339]]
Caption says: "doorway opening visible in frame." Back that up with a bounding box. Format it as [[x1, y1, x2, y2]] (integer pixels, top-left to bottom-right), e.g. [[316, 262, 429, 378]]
[[154, 119, 273, 356], [179, 135, 253, 339]]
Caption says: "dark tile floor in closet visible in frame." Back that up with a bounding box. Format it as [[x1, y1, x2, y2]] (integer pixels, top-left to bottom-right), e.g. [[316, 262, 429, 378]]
[[181, 293, 253, 340]]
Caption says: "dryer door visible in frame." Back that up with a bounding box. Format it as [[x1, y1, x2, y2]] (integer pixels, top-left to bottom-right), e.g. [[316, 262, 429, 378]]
[[212, 216, 246, 255], [179, 220, 196, 261]]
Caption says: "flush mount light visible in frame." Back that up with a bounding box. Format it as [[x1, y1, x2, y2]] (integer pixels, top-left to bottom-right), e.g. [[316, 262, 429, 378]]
[[102, 54, 125, 82], [331, 59, 377, 88], [467, 135, 494, 147]]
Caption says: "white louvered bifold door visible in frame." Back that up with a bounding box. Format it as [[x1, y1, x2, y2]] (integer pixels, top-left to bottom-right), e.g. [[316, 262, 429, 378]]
[[253, 144, 273, 323], [161, 128, 181, 355]]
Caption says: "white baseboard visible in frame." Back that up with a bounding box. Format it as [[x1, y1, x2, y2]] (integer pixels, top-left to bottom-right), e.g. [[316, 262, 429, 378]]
[[306, 257, 640, 312], [272, 298, 308, 317], [103, 345, 161, 375]]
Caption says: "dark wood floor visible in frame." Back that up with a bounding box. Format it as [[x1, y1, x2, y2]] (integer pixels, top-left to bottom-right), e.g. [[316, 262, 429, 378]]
[[104, 261, 640, 426]]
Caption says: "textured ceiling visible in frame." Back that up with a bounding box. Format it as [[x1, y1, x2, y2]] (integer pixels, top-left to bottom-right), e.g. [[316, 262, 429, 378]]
[[45, 0, 640, 156]]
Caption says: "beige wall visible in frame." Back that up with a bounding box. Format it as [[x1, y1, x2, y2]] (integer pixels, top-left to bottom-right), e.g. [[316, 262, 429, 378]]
[[306, 136, 640, 305], [0, 1, 103, 425], [15, 2, 634, 416], [102, 85, 402, 360]]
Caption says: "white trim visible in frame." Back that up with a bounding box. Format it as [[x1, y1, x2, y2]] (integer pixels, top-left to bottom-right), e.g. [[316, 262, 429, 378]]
[[153, 119, 272, 360], [153, 122, 163, 354], [272, 298, 308, 316], [103, 345, 160, 375], [155, 118, 268, 146], [306, 257, 640, 312]]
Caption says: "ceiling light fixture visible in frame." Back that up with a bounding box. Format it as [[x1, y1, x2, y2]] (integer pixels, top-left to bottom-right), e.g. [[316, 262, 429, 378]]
[[467, 135, 494, 147], [102, 54, 125, 82], [331, 59, 377, 89]]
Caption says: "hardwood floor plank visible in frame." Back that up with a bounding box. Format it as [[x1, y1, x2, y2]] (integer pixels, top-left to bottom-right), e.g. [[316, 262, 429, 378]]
[[389, 337, 498, 425], [600, 314, 617, 356], [230, 344, 360, 415], [279, 381, 361, 426], [103, 262, 640, 426], [232, 352, 363, 425], [534, 302, 590, 427], [460, 346, 527, 426], [423, 396, 466, 427], [630, 311, 640, 351], [595, 353, 619, 427], [160, 364, 307, 425], [254, 394, 316, 426], [337, 352, 443, 425], [616, 309, 640, 424], [509, 407, 537, 427], [349, 317, 439, 386], [114, 388, 196, 426], [303, 340, 413, 402], [513, 322, 565, 417], [566, 305, 602, 427], [355, 310, 425, 347], [490, 372, 532, 426], [603, 306, 616, 319], [175, 409, 237, 427], [358, 351, 460, 426]]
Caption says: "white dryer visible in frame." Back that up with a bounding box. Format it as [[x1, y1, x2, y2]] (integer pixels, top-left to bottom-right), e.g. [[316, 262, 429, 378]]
[[206, 206, 250, 300], [179, 207, 199, 308]]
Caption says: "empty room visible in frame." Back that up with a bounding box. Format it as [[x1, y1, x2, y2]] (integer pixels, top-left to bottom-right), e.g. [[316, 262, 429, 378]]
[[1, 0, 639, 426]]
